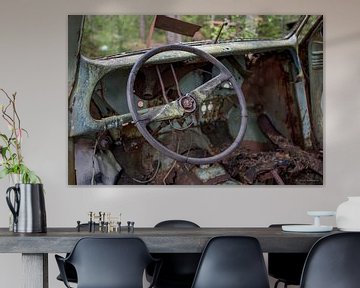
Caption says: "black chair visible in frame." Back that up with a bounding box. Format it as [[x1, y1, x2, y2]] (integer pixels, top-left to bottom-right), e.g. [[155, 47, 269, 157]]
[[148, 220, 201, 288], [191, 236, 270, 288], [56, 223, 99, 284], [56, 262, 77, 284], [300, 232, 360, 288], [268, 224, 308, 288], [55, 237, 160, 288]]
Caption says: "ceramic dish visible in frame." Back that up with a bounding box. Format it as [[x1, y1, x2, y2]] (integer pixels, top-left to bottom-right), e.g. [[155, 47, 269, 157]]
[[282, 225, 333, 232]]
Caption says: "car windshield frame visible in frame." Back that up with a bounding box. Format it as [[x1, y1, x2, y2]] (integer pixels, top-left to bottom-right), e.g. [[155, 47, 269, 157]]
[[79, 15, 310, 60]]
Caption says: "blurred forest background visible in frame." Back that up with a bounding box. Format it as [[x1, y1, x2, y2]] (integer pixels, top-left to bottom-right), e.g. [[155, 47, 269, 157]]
[[81, 15, 301, 58]]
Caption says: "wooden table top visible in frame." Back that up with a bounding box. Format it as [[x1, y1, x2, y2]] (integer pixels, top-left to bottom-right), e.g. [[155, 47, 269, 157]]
[[0, 227, 340, 254]]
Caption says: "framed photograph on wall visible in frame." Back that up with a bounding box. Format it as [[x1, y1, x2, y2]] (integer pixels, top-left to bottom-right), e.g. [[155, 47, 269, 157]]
[[68, 15, 323, 185]]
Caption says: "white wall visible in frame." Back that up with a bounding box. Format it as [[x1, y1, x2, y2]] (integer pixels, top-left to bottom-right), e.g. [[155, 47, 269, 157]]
[[0, 0, 360, 287]]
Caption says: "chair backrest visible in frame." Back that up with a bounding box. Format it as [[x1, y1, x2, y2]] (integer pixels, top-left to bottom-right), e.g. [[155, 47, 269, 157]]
[[151, 220, 201, 287], [155, 219, 200, 228], [191, 236, 270, 288], [300, 232, 360, 288], [66, 237, 154, 288]]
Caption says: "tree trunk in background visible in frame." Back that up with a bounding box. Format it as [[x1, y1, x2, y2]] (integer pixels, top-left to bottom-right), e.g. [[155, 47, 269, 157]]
[[140, 15, 146, 43], [245, 15, 258, 37]]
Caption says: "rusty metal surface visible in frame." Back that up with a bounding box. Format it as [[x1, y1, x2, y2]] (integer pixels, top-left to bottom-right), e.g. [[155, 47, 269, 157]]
[[242, 54, 304, 146], [294, 77, 313, 149], [68, 15, 83, 97], [258, 114, 322, 175], [87, 35, 298, 71], [154, 15, 201, 37], [192, 164, 233, 185], [307, 26, 323, 148]]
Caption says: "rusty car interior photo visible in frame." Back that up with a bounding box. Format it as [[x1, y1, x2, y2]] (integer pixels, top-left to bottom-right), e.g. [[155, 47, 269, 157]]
[[68, 15, 323, 185]]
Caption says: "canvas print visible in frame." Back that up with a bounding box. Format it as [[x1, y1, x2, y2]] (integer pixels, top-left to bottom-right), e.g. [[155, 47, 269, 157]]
[[68, 15, 323, 185]]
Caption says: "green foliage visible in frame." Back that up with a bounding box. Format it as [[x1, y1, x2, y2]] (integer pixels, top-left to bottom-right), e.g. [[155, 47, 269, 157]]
[[0, 163, 41, 184], [0, 89, 41, 184], [82, 16, 147, 57], [81, 15, 302, 58]]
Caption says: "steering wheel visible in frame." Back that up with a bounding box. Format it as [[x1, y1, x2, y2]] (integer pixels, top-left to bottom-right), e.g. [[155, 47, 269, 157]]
[[127, 44, 247, 165]]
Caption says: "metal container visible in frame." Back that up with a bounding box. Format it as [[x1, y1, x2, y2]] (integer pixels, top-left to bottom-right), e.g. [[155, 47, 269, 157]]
[[6, 183, 47, 233]]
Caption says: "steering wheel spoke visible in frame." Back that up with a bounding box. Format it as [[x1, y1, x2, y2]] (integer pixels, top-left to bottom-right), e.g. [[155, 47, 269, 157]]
[[188, 72, 232, 103], [137, 100, 185, 125]]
